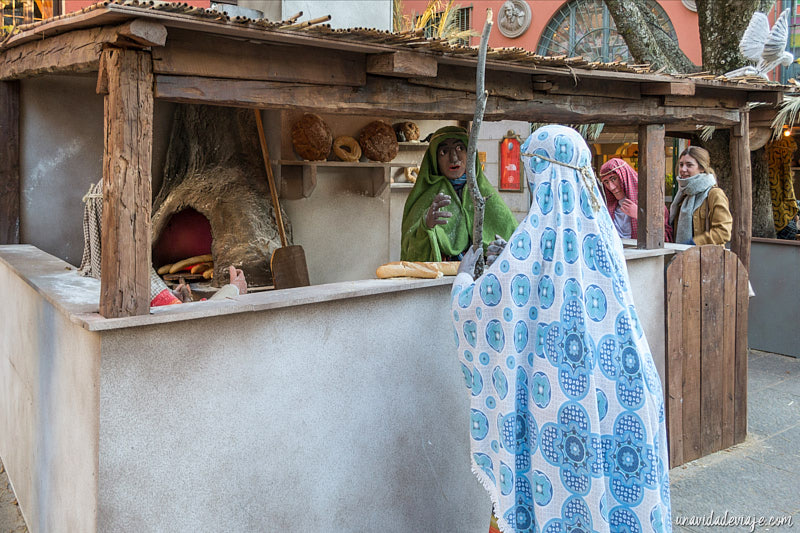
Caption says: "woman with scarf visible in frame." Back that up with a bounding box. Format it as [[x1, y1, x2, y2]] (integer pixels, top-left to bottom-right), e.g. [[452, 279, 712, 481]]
[[599, 158, 673, 242], [669, 146, 732, 245], [401, 126, 518, 261], [452, 125, 671, 533]]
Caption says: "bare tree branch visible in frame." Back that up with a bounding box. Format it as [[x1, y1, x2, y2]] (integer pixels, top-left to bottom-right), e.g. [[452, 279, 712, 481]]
[[467, 8, 492, 277]]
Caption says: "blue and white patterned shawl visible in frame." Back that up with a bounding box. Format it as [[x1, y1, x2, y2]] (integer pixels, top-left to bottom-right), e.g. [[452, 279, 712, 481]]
[[450, 125, 671, 533]]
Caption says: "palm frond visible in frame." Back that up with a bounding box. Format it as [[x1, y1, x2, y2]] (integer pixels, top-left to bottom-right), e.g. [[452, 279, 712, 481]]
[[698, 125, 715, 142], [771, 94, 800, 139]]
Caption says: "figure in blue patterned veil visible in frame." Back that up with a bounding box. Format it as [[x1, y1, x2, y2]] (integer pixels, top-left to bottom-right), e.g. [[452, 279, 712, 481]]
[[451, 125, 671, 533]]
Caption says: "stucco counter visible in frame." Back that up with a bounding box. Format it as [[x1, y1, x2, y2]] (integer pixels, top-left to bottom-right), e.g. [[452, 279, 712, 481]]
[[0, 244, 677, 532]]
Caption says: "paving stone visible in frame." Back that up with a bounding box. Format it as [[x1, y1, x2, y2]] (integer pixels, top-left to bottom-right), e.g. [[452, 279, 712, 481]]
[[746, 386, 800, 438]]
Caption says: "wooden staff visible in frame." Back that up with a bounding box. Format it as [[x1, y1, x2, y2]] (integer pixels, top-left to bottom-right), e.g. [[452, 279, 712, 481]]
[[466, 8, 493, 278]]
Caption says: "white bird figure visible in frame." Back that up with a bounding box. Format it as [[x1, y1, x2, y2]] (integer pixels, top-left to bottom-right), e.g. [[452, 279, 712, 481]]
[[725, 8, 795, 79]]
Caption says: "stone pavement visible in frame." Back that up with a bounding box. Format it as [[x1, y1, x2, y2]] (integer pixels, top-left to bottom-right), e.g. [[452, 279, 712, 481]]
[[0, 459, 26, 533], [0, 350, 797, 533], [670, 350, 800, 533]]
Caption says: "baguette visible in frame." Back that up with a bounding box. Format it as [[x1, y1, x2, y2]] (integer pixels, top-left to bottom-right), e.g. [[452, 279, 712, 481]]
[[156, 263, 173, 275], [190, 262, 213, 274], [424, 261, 460, 276], [203, 268, 214, 279], [169, 254, 213, 274], [376, 260, 461, 279]]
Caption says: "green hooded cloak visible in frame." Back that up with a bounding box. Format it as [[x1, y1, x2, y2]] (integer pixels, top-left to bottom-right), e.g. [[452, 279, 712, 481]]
[[401, 126, 518, 261]]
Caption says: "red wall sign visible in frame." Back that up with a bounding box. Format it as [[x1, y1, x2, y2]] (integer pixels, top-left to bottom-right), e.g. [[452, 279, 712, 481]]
[[499, 135, 522, 191]]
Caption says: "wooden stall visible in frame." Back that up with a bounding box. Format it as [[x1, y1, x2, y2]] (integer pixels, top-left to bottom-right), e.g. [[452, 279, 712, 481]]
[[0, 1, 792, 530]]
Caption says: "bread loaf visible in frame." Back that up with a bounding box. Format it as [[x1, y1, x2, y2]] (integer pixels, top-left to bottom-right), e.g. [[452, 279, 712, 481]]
[[375, 261, 460, 279], [169, 254, 214, 274]]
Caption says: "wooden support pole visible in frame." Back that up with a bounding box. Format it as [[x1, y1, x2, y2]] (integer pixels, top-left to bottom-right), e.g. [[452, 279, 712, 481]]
[[637, 124, 665, 249], [729, 112, 751, 271], [0, 80, 20, 244], [99, 48, 153, 318]]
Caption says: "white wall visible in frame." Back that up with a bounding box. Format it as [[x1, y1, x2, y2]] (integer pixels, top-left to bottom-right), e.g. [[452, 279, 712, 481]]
[[0, 252, 100, 533], [19, 76, 175, 267], [98, 285, 490, 532], [281, 0, 392, 30]]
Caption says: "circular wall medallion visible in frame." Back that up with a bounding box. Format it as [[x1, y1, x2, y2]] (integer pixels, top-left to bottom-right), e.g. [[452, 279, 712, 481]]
[[681, 0, 697, 12], [498, 0, 531, 39]]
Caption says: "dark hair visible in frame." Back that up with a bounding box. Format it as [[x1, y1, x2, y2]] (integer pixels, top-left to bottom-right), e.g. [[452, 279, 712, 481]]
[[679, 146, 714, 177]]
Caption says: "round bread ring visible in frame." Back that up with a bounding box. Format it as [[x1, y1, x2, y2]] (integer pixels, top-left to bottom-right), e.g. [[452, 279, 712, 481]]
[[333, 136, 362, 162], [404, 166, 419, 183]]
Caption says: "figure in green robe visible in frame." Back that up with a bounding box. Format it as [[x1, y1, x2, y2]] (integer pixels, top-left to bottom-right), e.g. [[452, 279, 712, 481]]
[[401, 126, 518, 261]]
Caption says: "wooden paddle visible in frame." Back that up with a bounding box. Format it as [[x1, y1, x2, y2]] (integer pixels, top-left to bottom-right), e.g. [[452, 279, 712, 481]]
[[254, 110, 310, 289]]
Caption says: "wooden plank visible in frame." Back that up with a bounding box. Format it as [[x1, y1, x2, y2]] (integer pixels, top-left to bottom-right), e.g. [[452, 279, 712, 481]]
[[665, 255, 684, 467], [699, 245, 724, 456], [640, 81, 695, 96], [0, 81, 20, 244], [151, 29, 366, 86], [730, 111, 752, 271], [721, 250, 737, 448], [99, 49, 153, 318], [663, 94, 747, 109], [547, 76, 642, 100], [409, 63, 534, 101], [367, 51, 437, 78], [154, 74, 743, 126], [734, 260, 749, 444], [681, 247, 702, 462], [637, 124, 665, 249]]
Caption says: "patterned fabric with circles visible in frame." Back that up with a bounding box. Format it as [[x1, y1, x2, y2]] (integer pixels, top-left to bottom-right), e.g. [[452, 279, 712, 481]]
[[451, 125, 671, 533]]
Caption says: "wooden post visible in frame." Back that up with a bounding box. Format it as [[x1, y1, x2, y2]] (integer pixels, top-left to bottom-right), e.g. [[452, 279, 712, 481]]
[[99, 48, 153, 318], [637, 124, 665, 249], [730, 112, 751, 271], [0, 80, 20, 245]]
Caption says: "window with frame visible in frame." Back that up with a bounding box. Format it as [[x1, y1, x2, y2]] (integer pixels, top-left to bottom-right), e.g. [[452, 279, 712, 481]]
[[2, 0, 55, 35], [536, 0, 677, 63], [418, 5, 472, 46]]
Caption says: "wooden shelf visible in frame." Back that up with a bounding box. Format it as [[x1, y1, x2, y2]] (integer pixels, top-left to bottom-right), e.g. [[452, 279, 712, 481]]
[[275, 159, 420, 199], [398, 141, 428, 149]]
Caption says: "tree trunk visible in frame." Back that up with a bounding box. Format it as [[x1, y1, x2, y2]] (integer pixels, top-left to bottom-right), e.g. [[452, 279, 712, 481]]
[[751, 148, 776, 238], [604, 0, 697, 74], [696, 0, 774, 74]]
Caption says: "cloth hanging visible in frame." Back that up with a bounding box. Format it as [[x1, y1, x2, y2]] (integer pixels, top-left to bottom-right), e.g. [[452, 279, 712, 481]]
[[451, 125, 671, 533], [78, 179, 104, 279], [766, 136, 798, 232]]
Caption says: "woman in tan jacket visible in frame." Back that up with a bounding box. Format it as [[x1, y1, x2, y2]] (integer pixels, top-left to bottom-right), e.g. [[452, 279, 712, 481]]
[[669, 146, 732, 245]]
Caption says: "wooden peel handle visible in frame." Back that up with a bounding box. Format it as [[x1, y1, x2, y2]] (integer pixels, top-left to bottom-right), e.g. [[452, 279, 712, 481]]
[[254, 109, 288, 247]]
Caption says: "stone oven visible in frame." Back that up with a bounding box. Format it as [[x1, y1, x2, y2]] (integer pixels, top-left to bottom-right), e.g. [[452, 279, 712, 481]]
[[151, 105, 290, 287]]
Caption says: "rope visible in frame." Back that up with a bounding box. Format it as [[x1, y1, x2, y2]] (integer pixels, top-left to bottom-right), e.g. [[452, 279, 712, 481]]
[[521, 151, 604, 213]]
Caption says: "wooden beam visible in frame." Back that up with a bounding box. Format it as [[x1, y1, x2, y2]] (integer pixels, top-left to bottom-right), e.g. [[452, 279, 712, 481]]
[[637, 124, 666, 249], [747, 91, 782, 106], [729, 111, 752, 271], [0, 21, 167, 80], [663, 94, 747, 109], [99, 48, 153, 318], [367, 51, 437, 78], [640, 81, 695, 96], [151, 29, 366, 86], [154, 74, 743, 126], [0, 81, 20, 244], [115, 19, 167, 47]]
